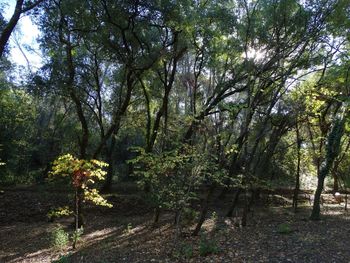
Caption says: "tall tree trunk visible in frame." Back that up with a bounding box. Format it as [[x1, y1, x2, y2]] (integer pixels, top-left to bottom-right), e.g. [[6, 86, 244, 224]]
[[101, 134, 116, 192], [293, 121, 302, 212], [310, 117, 345, 220]]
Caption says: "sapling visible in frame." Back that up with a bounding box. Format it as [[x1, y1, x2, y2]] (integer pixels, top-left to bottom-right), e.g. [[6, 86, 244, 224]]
[[50, 154, 112, 248]]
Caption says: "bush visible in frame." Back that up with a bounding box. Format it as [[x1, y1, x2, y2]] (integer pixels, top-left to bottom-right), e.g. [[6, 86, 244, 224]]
[[173, 242, 193, 259], [277, 223, 293, 234], [182, 207, 198, 225], [51, 225, 69, 250], [52, 254, 71, 263], [199, 235, 219, 256]]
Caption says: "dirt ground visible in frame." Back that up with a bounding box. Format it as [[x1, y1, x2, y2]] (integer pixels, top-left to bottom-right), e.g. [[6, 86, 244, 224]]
[[1, 185, 350, 263]]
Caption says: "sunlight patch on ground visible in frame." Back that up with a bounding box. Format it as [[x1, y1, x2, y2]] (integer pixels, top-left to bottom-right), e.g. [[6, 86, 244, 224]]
[[83, 227, 120, 244]]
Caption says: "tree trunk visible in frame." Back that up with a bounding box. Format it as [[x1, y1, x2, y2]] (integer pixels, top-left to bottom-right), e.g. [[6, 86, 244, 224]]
[[333, 172, 339, 193], [226, 188, 242, 217], [0, 0, 24, 58], [310, 174, 325, 220], [101, 135, 116, 193], [241, 189, 248, 227], [74, 187, 84, 229], [345, 193, 348, 211], [310, 117, 345, 220], [152, 207, 160, 226], [293, 122, 301, 212], [192, 185, 215, 236]]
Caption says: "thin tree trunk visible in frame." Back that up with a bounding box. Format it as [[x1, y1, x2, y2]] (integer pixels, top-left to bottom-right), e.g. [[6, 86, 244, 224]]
[[226, 188, 242, 217], [333, 172, 339, 193], [153, 207, 161, 226], [192, 185, 215, 236], [73, 187, 79, 249], [293, 122, 301, 212], [310, 175, 325, 220], [345, 193, 348, 211], [241, 189, 248, 227]]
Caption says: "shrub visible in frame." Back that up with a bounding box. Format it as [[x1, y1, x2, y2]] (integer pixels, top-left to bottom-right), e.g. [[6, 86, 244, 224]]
[[72, 227, 84, 249], [277, 223, 293, 234], [51, 225, 69, 250], [199, 235, 219, 256], [52, 254, 71, 263], [123, 223, 133, 234], [173, 242, 193, 259]]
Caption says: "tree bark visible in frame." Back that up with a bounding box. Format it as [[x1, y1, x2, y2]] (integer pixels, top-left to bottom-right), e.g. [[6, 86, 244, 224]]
[[310, 117, 345, 220], [192, 185, 215, 236], [293, 121, 302, 212], [241, 189, 248, 227], [226, 188, 242, 217], [101, 134, 116, 192], [0, 0, 44, 58]]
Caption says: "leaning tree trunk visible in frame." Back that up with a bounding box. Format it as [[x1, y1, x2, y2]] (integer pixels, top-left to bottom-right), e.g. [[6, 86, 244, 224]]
[[310, 117, 345, 220], [192, 184, 215, 236]]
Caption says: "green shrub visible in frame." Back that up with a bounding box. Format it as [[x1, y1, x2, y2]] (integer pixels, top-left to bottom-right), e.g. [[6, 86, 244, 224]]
[[182, 207, 198, 225], [277, 223, 292, 234], [182, 244, 193, 259], [123, 223, 133, 234], [72, 227, 84, 249], [51, 225, 69, 250], [173, 242, 193, 259], [199, 235, 219, 256], [52, 254, 71, 263]]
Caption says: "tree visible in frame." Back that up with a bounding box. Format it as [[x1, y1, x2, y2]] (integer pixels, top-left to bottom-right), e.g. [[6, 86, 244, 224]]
[[50, 154, 112, 234], [0, 0, 45, 58], [310, 115, 346, 220]]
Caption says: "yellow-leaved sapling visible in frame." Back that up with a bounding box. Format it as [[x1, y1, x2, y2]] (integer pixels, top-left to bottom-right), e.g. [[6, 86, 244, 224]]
[[50, 154, 112, 248]]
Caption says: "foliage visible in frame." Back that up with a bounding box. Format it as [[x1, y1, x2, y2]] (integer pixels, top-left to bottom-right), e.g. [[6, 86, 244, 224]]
[[174, 242, 194, 260], [71, 227, 84, 248], [182, 207, 199, 225], [277, 223, 293, 234], [50, 154, 112, 208], [47, 206, 73, 222], [52, 254, 71, 263], [199, 234, 220, 256], [123, 223, 133, 235], [130, 146, 227, 217], [0, 88, 38, 184], [51, 225, 70, 250]]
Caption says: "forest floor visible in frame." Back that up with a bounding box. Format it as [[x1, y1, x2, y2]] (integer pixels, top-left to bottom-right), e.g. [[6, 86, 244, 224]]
[[1, 184, 350, 263]]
